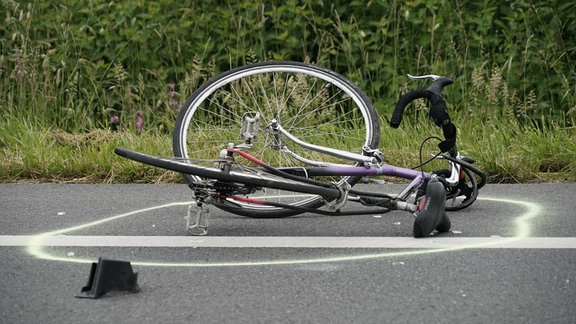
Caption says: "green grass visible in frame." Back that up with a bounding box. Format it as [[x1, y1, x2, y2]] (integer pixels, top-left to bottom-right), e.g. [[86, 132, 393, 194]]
[[1, 1, 574, 183], [379, 115, 576, 183], [0, 118, 180, 183], [1, 114, 574, 184]]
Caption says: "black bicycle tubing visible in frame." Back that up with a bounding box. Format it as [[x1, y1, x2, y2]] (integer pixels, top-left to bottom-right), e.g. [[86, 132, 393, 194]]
[[115, 147, 341, 200]]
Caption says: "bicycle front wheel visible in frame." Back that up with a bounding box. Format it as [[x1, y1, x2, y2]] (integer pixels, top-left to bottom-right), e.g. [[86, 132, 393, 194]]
[[173, 61, 379, 217]]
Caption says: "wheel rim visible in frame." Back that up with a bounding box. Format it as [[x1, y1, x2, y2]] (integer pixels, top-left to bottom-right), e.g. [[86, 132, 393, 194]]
[[173, 62, 379, 214]]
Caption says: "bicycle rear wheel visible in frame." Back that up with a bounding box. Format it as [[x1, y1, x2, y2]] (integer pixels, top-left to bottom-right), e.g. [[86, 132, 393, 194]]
[[173, 61, 379, 217], [114, 147, 341, 202]]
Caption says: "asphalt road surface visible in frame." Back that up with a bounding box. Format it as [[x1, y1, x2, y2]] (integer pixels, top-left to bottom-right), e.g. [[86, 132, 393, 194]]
[[1, 183, 575, 323]]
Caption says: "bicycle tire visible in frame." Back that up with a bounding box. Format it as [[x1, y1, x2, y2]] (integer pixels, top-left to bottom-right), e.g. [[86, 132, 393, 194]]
[[173, 61, 380, 217], [114, 147, 341, 201], [444, 166, 479, 211]]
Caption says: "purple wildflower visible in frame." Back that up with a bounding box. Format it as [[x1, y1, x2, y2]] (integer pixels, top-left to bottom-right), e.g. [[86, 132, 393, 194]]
[[171, 99, 180, 109], [136, 117, 143, 134], [110, 115, 120, 124], [167, 83, 180, 109]]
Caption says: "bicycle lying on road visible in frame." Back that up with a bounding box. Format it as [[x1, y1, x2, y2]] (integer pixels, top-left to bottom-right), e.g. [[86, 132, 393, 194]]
[[115, 61, 486, 238]]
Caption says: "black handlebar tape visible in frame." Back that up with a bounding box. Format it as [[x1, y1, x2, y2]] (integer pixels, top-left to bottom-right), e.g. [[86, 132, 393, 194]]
[[426, 76, 454, 97], [428, 94, 450, 128], [390, 76, 457, 152], [389, 89, 432, 128], [438, 124, 457, 154]]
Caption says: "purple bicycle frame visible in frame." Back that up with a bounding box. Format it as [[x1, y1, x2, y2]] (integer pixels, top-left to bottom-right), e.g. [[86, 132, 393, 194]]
[[305, 164, 430, 199], [272, 122, 431, 198]]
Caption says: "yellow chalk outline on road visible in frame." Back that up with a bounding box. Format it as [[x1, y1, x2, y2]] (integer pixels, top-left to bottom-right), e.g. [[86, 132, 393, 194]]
[[26, 197, 540, 267]]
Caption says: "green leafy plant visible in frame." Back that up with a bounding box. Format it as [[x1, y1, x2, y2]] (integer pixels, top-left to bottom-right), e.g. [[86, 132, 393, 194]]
[[0, 0, 574, 182]]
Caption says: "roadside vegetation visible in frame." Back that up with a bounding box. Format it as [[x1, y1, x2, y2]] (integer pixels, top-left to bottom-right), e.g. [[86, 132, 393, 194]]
[[1, 0, 574, 183]]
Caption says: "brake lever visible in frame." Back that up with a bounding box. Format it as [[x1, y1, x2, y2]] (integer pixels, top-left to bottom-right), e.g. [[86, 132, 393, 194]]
[[407, 74, 443, 81]]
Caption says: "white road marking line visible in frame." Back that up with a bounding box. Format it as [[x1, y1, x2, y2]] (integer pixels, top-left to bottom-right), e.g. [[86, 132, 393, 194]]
[[3, 235, 576, 249]]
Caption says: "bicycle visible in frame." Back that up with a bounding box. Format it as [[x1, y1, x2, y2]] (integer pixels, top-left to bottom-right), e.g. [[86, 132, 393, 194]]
[[114, 61, 486, 238]]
